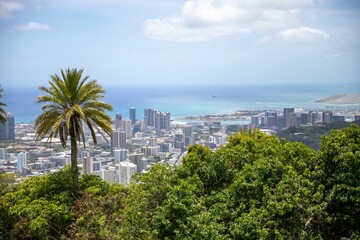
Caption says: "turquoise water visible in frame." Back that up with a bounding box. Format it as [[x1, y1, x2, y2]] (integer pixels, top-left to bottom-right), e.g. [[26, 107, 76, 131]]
[[2, 82, 360, 123]]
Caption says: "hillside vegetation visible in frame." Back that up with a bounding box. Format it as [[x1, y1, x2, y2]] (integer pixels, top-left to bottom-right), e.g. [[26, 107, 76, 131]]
[[1, 125, 359, 239], [277, 120, 360, 150]]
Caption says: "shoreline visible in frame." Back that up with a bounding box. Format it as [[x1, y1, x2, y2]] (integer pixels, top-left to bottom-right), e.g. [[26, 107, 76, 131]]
[[315, 94, 360, 104]]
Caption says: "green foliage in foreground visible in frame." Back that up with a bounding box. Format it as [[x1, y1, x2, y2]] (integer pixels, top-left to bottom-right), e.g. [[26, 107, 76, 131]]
[[1, 125, 359, 239]]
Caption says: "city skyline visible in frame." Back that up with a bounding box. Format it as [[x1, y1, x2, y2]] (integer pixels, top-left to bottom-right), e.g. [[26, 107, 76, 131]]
[[0, 0, 359, 87]]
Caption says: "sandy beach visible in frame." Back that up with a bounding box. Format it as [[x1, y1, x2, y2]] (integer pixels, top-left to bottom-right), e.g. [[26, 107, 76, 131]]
[[315, 94, 360, 104]]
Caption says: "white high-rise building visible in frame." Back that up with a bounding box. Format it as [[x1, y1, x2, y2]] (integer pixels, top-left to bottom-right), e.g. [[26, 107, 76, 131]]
[[16, 152, 27, 172], [0, 148, 7, 160], [113, 148, 128, 163], [122, 119, 132, 139], [83, 157, 93, 174], [118, 162, 137, 186]]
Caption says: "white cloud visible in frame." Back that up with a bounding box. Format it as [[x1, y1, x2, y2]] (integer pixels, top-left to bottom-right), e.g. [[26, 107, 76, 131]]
[[0, 0, 24, 19], [15, 21, 50, 31], [257, 35, 271, 44], [144, 0, 319, 42], [278, 26, 329, 42]]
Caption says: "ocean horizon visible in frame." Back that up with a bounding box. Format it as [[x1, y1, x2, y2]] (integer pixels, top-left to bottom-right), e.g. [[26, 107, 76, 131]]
[[2, 82, 360, 123]]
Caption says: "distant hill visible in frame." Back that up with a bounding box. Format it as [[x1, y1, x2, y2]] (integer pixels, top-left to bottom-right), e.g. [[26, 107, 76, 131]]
[[277, 120, 360, 150]]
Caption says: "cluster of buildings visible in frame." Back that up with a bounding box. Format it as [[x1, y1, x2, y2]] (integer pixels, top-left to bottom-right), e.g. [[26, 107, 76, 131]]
[[1, 106, 359, 185], [251, 108, 359, 129]]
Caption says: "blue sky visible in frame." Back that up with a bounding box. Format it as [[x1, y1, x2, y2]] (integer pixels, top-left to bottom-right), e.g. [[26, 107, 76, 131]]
[[0, 0, 359, 87]]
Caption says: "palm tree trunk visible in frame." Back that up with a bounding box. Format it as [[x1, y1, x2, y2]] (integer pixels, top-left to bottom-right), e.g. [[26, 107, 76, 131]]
[[70, 131, 78, 194]]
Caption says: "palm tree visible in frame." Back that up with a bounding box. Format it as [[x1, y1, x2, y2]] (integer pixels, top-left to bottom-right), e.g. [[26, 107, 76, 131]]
[[0, 85, 6, 124], [35, 68, 113, 192]]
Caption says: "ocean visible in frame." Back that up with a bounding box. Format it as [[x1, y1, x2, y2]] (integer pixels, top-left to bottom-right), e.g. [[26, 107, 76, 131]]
[[2, 82, 360, 123]]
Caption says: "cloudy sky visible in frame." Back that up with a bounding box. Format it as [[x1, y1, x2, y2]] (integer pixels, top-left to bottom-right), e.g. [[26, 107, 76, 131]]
[[0, 0, 359, 87]]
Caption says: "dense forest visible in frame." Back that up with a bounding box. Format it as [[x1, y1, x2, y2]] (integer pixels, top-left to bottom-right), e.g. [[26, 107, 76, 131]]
[[1, 125, 359, 239]]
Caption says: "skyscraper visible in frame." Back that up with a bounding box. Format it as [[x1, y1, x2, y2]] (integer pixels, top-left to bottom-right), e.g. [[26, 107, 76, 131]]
[[111, 130, 127, 151], [183, 125, 193, 147], [16, 152, 27, 172], [0, 113, 15, 141], [130, 107, 136, 125], [122, 119, 132, 139], [114, 114, 122, 130], [83, 157, 93, 174]]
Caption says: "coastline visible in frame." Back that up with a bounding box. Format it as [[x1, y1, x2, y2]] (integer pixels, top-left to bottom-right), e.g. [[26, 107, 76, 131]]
[[315, 94, 360, 104]]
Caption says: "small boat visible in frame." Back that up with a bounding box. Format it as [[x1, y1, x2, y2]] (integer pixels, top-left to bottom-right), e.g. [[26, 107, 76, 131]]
[[212, 95, 218, 98]]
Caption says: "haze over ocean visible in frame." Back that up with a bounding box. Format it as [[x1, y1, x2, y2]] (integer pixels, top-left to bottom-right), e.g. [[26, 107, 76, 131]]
[[3, 82, 360, 123]]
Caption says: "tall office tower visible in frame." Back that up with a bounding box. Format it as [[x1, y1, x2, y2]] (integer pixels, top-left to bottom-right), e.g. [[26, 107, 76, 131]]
[[183, 125, 193, 147], [83, 157, 93, 174], [309, 111, 318, 126], [144, 108, 155, 128], [138, 120, 145, 132], [114, 114, 122, 130], [118, 161, 137, 186], [284, 108, 295, 120], [122, 119, 132, 139], [137, 157, 147, 173], [111, 130, 127, 151], [113, 148, 129, 163], [0, 148, 7, 160], [0, 113, 15, 141], [130, 107, 136, 125], [265, 111, 277, 127], [276, 116, 285, 129], [301, 113, 310, 125], [155, 111, 162, 136], [286, 113, 297, 128], [283, 108, 295, 128], [16, 152, 27, 172], [322, 111, 333, 123], [149, 137, 157, 147]]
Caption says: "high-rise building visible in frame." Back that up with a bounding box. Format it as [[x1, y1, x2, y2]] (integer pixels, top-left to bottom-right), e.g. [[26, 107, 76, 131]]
[[355, 115, 360, 121], [83, 157, 93, 174], [286, 113, 297, 128], [144, 108, 170, 134], [284, 108, 295, 128], [111, 130, 127, 151], [149, 137, 157, 147], [113, 148, 129, 163], [130, 107, 136, 125], [0, 113, 15, 141], [183, 126, 193, 147], [122, 119, 132, 139], [114, 114, 122, 130], [301, 113, 310, 125], [16, 152, 27, 172], [0, 148, 7, 160], [322, 111, 333, 123], [137, 158, 147, 173], [128, 153, 144, 165], [118, 162, 137, 186]]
